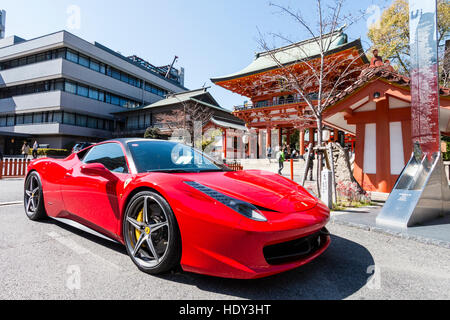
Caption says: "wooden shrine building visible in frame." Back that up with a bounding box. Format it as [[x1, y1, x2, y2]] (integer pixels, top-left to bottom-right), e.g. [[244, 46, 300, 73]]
[[211, 29, 368, 158]]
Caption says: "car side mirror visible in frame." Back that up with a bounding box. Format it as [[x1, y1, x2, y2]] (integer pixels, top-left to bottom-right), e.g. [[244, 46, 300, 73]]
[[81, 163, 112, 178]]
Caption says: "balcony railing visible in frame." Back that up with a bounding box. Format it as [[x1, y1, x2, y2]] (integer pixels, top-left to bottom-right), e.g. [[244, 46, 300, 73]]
[[234, 97, 317, 112]]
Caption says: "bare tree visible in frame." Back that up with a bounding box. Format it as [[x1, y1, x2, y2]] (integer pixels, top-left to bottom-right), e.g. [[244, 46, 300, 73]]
[[441, 44, 450, 88], [155, 99, 213, 147], [257, 0, 367, 195]]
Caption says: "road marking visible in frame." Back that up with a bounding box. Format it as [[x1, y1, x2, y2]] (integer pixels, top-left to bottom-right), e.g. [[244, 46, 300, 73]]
[[47, 232, 121, 271], [0, 201, 23, 207]]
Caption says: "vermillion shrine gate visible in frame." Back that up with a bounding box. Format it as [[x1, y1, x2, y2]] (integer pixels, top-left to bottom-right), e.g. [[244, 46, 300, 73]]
[[211, 30, 368, 158]]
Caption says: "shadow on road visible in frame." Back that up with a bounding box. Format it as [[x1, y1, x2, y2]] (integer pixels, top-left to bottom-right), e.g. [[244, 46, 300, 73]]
[[39, 217, 374, 299], [37, 218, 127, 255], [158, 235, 375, 300]]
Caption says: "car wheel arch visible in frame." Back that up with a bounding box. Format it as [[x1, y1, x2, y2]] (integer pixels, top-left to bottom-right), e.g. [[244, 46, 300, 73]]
[[120, 186, 182, 239]]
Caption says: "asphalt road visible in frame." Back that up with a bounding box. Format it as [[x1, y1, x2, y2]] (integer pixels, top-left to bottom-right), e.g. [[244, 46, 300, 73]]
[[0, 203, 449, 300]]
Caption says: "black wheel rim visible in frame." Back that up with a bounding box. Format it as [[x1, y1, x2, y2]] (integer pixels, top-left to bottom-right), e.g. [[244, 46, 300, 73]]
[[25, 175, 40, 216], [125, 195, 170, 268]]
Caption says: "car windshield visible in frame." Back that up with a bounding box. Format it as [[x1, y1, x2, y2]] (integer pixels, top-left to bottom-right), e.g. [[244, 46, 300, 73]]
[[128, 141, 228, 173]]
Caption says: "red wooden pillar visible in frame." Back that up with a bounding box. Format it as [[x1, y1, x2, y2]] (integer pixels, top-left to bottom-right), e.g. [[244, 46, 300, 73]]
[[290, 159, 294, 180], [354, 124, 365, 190], [0, 161, 3, 179], [376, 98, 391, 193], [223, 129, 227, 160], [266, 127, 272, 149], [334, 129, 339, 142], [309, 128, 315, 146], [278, 128, 283, 146], [299, 130, 305, 155]]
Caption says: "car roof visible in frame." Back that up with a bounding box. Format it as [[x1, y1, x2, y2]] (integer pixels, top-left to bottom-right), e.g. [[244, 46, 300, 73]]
[[103, 138, 178, 145]]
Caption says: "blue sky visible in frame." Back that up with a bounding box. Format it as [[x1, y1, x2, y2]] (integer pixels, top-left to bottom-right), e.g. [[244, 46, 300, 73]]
[[1, 0, 390, 110]]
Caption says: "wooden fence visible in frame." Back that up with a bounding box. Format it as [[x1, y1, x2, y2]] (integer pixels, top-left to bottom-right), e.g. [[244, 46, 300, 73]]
[[0, 159, 31, 179]]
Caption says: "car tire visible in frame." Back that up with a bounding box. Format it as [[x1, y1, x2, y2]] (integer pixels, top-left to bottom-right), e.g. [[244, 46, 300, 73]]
[[123, 191, 181, 275], [24, 171, 47, 221]]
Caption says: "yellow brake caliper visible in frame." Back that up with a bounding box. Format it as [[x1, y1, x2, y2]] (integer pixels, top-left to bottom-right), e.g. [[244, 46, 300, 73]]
[[135, 209, 144, 241]]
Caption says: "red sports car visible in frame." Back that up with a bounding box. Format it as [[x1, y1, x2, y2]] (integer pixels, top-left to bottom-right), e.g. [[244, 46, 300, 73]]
[[24, 139, 330, 279]]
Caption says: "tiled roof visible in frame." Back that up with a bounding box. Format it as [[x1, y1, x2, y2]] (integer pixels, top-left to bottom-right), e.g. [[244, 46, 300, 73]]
[[325, 66, 450, 108]]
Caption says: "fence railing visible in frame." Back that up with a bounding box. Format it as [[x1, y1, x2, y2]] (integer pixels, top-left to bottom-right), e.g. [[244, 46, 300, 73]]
[[0, 159, 31, 179], [226, 161, 244, 171]]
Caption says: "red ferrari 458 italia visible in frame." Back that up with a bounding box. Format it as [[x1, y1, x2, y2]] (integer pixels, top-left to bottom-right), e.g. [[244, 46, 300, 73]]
[[24, 139, 330, 279]]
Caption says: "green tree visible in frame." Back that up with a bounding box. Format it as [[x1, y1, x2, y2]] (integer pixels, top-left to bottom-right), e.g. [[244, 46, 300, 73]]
[[368, 0, 450, 81]]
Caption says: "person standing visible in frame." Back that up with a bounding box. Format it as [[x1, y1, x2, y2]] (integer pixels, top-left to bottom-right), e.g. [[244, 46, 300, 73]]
[[307, 146, 315, 181], [267, 146, 272, 163], [32, 141, 39, 159], [22, 142, 30, 160], [278, 149, 285, 175]]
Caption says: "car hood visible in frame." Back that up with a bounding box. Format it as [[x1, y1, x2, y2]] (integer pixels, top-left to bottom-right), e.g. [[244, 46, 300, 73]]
[[174, 170, 319, 214]]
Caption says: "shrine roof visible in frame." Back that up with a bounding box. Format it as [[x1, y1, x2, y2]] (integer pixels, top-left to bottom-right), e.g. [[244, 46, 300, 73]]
[[211, 28, 367, 83]]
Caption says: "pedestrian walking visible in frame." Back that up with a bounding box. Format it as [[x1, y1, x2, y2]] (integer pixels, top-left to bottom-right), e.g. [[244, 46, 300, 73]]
[[32, 141, 39, 159], [267, 146, 272, 163], [21, 142, 30, 160], [307, 147, 315, 181], [278, 149, 285, 175]]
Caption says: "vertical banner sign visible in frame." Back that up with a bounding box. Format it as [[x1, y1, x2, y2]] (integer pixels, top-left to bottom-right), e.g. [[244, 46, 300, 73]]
[[377, 0, 449, 229], [409, 0, 440, 158]]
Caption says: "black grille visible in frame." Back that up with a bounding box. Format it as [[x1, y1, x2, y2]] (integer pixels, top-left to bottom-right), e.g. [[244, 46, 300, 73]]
[[263, 228, 330, 265]]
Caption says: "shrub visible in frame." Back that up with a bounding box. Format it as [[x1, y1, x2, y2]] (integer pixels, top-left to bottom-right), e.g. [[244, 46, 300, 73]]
[[444, 141, 450, 161], [29, 149, 70, 157]]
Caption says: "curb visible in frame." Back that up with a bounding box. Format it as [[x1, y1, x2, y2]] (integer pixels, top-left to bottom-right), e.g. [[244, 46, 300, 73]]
[[330, 217, 450, 250]]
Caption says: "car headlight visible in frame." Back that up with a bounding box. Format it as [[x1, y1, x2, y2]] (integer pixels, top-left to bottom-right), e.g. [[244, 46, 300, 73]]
[[184, 181, 268, 222]]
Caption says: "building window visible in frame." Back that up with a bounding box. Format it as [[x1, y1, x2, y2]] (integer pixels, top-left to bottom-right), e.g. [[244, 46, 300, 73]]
[[24, 114, 33, 124], [90, 59, 100, 72], [65, 81, 77, 94], [77, 84, 89, 97], [53, 112, 62, 123], [111, 68, 121, 80], [111, 95, 120, 106], [0, 46, 174, 95], [76, 114, 87, 127], [78, 54, 90, 68], [89, 88, 99, 100], [6, 115, 15, 126], [33, 113, 43, 124], [66, 49, 79, 63], [87, 117, 97, 129], [0, 79, 142, 109], [16, 114, 24, 125], [64, 112, 76, 125]]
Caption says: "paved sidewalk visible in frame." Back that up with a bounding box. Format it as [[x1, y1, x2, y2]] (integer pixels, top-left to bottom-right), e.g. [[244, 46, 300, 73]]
[[331, 206, 450, 249], [0, 178, 24, 204]]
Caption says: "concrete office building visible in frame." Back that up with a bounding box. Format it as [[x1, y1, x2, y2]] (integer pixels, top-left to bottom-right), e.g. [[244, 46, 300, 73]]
[[0, 10, 5, 39], [0, 29, 187, 154]]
